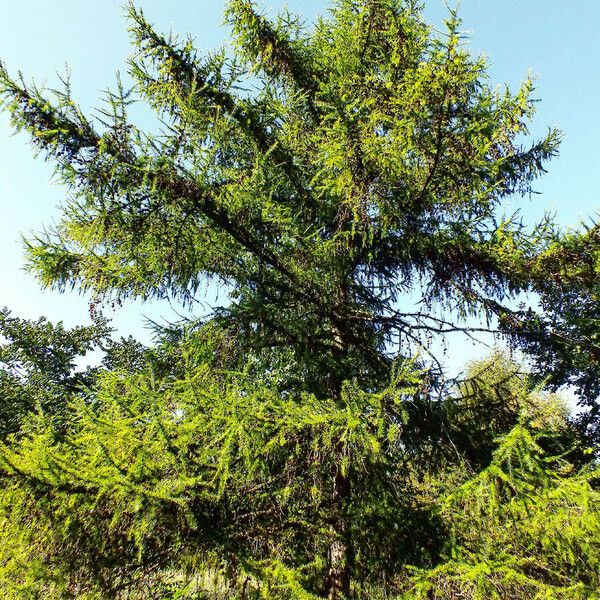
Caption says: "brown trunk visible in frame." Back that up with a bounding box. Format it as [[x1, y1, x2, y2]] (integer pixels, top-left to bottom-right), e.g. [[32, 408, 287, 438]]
[[326, 469, 350, 599], [327, 318, 351, 599], [327, 532, 350, 599]]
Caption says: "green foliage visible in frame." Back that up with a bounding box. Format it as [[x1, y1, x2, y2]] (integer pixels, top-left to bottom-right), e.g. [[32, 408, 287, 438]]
[[0, 335, 424, 597], [503, 222, 600, 440], [0, 340, 597, 598], [0, 308, 108, 438], [402, 425, 599, 599], [1, 0, 599, 597]]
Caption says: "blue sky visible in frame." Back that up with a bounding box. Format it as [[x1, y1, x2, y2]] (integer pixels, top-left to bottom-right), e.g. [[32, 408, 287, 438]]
[[0, 1, 598, 375]]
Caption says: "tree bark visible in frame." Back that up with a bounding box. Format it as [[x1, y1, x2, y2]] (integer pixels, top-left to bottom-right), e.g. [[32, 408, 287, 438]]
[[327, 534, 350, 599], [326, 319, 351, 599], [327, 470, 350, 599]]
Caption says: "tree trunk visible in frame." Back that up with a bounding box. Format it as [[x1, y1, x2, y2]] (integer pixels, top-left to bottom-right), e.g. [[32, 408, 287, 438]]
[[327, 319, 351, 599], [327, 533, 350, 599], [327, 469, 350, 599]]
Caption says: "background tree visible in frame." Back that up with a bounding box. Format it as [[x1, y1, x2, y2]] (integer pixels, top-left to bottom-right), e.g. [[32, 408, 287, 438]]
[[0, 308, 108, 439], [501, 222, 600, 442]]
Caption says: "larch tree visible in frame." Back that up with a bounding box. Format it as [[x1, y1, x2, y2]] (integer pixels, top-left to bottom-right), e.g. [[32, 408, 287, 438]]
[[0, 0, 598, 598]]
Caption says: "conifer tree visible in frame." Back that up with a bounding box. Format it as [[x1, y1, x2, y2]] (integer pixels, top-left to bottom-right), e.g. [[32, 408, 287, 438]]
[[0, 1, 599, 597], [3, 0, 597, 395]]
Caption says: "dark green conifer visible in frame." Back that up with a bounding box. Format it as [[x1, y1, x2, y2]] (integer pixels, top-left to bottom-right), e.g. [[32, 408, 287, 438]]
[[0, 1, 598, 597]]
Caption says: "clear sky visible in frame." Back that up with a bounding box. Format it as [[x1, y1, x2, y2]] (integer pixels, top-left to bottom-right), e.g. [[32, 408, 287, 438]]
[[0, 1, 598, 375]]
